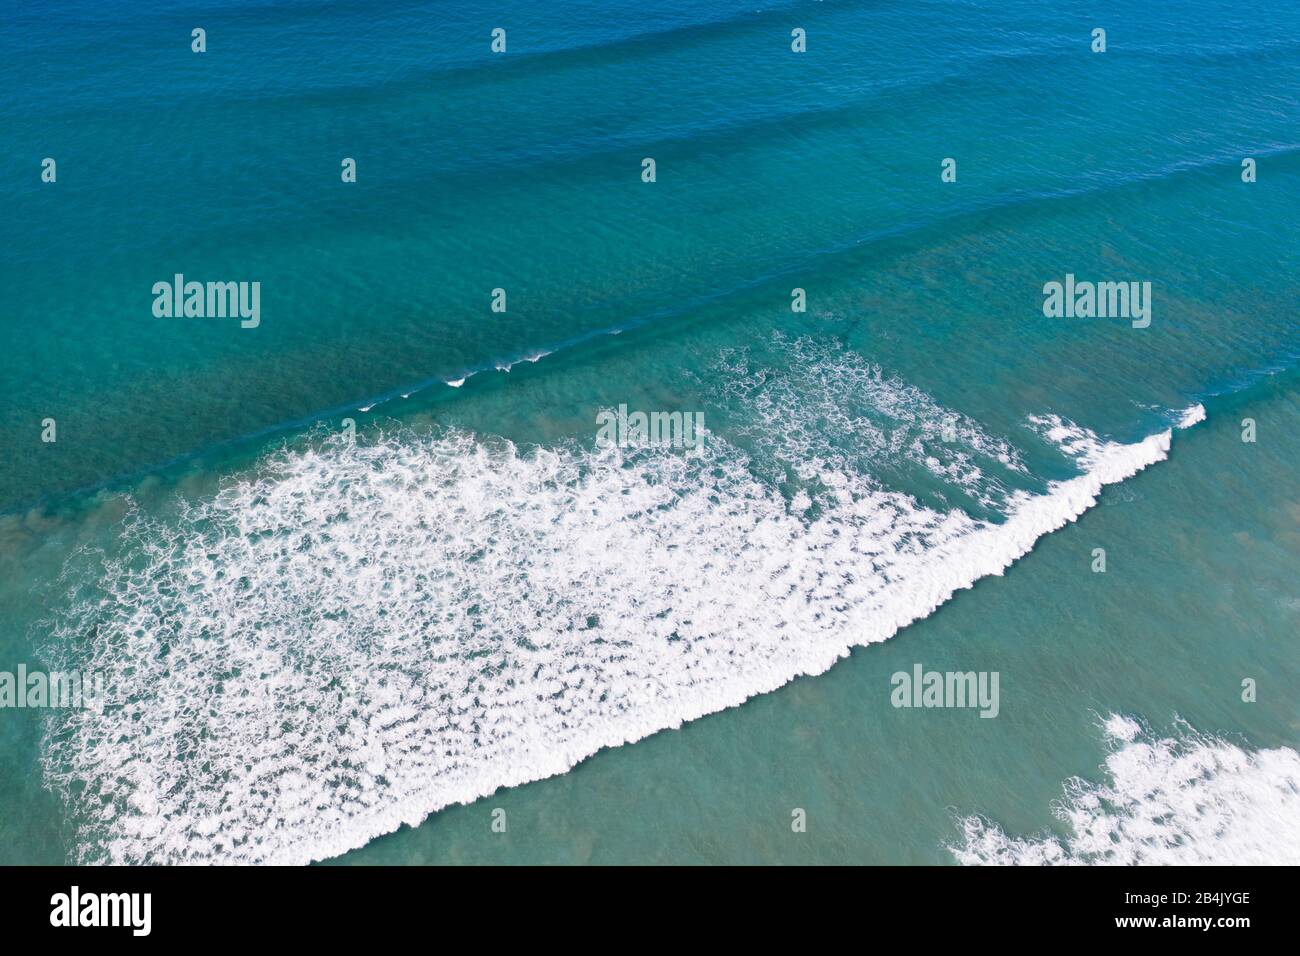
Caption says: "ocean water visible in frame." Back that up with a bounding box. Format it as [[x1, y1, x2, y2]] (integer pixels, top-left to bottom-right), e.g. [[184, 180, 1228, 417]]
[[1, 0, 1298, 864]]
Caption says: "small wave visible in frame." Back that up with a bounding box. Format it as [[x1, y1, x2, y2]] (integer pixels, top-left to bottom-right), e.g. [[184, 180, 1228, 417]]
[[951, 716, 1300, 865], [1177, 403, 1207, 429]]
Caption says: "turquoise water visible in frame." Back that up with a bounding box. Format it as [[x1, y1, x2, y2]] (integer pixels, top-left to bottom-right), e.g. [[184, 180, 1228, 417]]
[[1, 0, 1298, 864]]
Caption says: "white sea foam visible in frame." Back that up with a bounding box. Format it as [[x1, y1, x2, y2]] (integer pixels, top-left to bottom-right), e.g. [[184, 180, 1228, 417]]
[[1177, 403, 1207, 429], [41, 345, 1179, 865], [712, 338, 1031, 509], [951, 716, 1300, 865]]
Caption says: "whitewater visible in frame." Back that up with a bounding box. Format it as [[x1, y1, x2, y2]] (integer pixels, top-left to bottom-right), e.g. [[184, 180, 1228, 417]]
[[37, 343, 1206, 865], [952, 715, 1300, 865]]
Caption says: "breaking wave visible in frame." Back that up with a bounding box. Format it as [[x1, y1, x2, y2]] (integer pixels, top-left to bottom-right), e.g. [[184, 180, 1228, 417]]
[[39, 341, 1191, 864], [951, 715, 1300, 865]]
